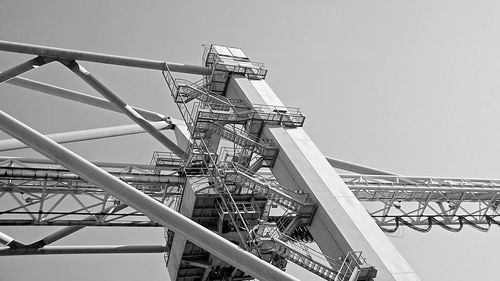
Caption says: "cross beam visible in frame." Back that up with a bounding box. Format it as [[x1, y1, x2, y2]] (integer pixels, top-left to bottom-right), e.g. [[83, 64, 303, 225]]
[[0, 40, 211, 75]]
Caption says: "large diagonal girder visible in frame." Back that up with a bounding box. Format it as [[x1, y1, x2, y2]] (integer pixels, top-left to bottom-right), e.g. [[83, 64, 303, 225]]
[[225, 76, 419, 281], [2, 40, 498, 281]]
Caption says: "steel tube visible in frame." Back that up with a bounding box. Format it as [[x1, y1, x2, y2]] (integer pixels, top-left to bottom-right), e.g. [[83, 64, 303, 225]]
[[0, 245, 167, 256], [4, 75, 173, 122], [0, 40, 211, 75], [0, 122, 172, 152], [0, 232, 15, 246], [0, 157, 181, 171], [0, 220, 160, 227], [0, 56, 47, 83], [0, 109, 299, 281], [346, 183, 500, 193], [0, 232, 25, 248], [65, 61, 187, 159]]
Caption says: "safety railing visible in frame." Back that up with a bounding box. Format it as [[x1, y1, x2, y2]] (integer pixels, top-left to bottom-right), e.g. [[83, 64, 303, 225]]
[[203, 45, 267, 80], [163, 66, 263, 254], [222, 162, 316, 219], [256, 223, 371, 281]]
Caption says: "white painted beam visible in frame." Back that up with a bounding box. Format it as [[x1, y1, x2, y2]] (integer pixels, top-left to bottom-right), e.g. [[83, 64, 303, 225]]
[[226, 75, 420, 281]]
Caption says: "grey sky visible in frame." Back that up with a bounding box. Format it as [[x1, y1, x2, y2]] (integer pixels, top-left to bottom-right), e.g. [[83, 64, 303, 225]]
[[1, 1, 500, 280]]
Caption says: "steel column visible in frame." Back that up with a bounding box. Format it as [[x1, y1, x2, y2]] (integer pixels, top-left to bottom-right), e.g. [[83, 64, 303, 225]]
[[0, 108, 299, 281], [0, 122, 172, 152], [64, 61, 187, 159], [0, 40, 211, 75]]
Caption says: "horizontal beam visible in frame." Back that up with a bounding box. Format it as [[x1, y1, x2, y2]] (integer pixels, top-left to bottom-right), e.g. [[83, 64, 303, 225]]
[[0, 122, 173, 152], [0, 40, 211, 75], [4, 75, 173, 122], [0, 56, 48, 83], [0, 157, 182, 171], [0, 245, 167, 256], [0, 166, 183, 184], [343, 174, 500, 201], [0, 220, 160, 227]]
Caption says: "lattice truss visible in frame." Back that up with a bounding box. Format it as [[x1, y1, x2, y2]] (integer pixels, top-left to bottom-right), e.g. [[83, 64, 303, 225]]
[[343, 174, 500, 232], [3, 158, 499, 232], [1, 40, 500, 281], [0, 157, 184, 227]]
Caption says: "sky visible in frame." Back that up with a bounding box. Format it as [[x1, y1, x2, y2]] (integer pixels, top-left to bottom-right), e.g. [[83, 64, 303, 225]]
[[1, 1, 500, 281]]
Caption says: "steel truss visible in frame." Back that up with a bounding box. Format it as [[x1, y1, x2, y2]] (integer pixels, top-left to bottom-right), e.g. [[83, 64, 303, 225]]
[[0, 41, 301, 281], [2, 40, 497, 281], [3, 159, 498, 233], [344, 174, 500, 232], [0, 157, 184, 227]]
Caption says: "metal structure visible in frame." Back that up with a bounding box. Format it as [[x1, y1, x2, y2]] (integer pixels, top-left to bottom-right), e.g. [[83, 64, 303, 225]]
[[0, 41, 499, 281]]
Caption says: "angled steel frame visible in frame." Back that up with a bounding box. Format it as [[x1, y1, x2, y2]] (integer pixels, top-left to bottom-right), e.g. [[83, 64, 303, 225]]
[[0, 106, 299, 281]]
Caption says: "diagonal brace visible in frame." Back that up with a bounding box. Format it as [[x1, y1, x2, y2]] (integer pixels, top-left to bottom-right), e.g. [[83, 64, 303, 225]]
[[62, 60, 187, 159], [0, 40, 211, 75], [4, 75, 175, 123], [0, 56, 49, 84]]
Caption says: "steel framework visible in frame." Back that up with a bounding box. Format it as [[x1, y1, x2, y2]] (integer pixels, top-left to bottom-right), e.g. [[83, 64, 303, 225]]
[[0, 41, 498, 281]]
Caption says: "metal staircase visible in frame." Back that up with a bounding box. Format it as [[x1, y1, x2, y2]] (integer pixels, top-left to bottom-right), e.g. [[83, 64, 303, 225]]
[[256, 223, 376, 281], [161, 46, 374, 281], [224, 162, 316, 220], [196, 122, 278, 166]]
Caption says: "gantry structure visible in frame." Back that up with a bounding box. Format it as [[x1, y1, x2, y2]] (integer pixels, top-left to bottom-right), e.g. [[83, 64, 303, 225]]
[[1, 41, 499, 281]]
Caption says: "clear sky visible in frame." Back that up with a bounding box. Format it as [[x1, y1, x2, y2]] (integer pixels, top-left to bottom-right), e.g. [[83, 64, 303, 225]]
[[1, 1, 500, 281]]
